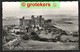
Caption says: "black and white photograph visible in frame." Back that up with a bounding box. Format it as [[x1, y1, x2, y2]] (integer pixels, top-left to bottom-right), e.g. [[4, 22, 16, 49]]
[[2, 1, 79, 50]]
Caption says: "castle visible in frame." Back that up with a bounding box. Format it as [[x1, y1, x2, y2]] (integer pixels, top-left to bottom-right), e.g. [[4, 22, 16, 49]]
[[19, 15, 54, 30]]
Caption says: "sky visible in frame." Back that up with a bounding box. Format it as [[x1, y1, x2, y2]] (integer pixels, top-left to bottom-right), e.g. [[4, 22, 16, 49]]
[[2, 1, 78, 19]]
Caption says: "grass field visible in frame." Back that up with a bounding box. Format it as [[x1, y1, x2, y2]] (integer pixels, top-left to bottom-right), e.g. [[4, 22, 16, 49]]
[[13, 40, 79, 50]]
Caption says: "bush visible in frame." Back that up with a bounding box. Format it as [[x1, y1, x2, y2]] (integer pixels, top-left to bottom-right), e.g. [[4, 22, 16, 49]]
[[2, 29, 9, 37], [38, 38, 48, 42], [2, 29, 9, 45], [15, 32, 25, 35], [22, 35, 29, 40], [30, 32, 40, 40]]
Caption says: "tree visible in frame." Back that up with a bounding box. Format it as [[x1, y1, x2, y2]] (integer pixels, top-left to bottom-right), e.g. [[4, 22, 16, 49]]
[[2, 29, 8, 37], [2, 29, 9, 45]]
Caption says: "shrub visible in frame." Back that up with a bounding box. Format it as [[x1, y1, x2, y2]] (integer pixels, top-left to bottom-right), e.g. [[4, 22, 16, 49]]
[[30, 32, 40, 40], [38, 38, 48, 42], [15, 32, 25, 35], [22, 34, 29, 40], [2, 29, 9, 37]]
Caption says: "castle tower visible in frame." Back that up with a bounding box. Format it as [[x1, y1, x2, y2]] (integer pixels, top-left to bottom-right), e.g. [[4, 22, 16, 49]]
[[19, 17, 25, 26], [31, 15, 35, 26], [39, 15, 42, 26], [19, 16, 25, 30]]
